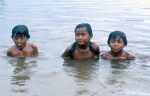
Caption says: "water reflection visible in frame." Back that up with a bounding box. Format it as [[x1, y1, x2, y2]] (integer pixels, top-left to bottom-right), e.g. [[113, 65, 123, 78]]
[[105, 60, 133, 95], [9, 57, 37, 93], [0, 0, 150, 95], [110, 60, 131, 69], [63, 58, 100, 95]]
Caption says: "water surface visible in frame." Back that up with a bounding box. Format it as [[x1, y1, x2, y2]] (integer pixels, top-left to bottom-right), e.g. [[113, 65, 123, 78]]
[[0, 0, 150, 96]]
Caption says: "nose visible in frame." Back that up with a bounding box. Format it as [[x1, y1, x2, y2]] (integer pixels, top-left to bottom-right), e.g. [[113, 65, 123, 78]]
[[114, 41, 118, 45], [78, 35, 82, 39], [17, 38, 21, 43]]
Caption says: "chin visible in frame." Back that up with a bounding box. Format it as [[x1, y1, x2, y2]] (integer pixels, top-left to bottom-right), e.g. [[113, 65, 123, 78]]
[[18, 48, 23, 50], [113, 50, 121, 53], [17, 46, 24, 50], [77, 42, 85, 45]]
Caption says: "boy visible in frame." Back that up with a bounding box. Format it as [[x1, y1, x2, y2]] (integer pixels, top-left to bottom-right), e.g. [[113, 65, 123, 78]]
[[61, 23, 100, 59], [101, 31, 137, 60], [7, 25, 38, 57]]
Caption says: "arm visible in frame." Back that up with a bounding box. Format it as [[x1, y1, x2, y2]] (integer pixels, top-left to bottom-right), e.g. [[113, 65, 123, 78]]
[[92, 43, 100, 57], [32, 44, 38, 56], [127, 52, 137, 60], [101, 53, 107, 59], [61, 46, 72, 57], [7, 48, 13, 57], [91, 43, 100, 59]]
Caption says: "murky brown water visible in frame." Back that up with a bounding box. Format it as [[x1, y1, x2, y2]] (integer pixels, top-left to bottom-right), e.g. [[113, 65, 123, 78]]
[[0, 0, 150, 96]]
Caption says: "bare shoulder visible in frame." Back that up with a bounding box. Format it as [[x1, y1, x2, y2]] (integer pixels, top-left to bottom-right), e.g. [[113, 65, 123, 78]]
[[124, 51, 137, 59], [91, 43, 99, 50], [7, 46, 16, 56], [27, 43, 38, 56], [61, 45, 72, 57], [27, 43, 38, 50], [91, 42, 100, 55], [101, 51, 109, 59], [27, 43, 37, 48]]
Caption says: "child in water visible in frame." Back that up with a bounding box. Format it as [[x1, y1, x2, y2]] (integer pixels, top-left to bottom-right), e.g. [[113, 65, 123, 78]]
[[101, 31, 137, 60], [61, 23, 100, 59], [7, 25, 38, 57]]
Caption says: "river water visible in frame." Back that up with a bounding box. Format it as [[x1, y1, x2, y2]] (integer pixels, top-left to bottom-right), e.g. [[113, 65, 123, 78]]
[[0, 0, 150, 96]]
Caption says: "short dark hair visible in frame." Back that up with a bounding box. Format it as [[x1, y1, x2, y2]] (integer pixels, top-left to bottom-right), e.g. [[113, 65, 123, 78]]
[[74, 23, 92, 36], [11, 25, 30, 39], [107, 31, 127, 46]]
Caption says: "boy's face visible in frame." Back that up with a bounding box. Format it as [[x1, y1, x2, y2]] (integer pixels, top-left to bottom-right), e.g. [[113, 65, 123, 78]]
[[12, 33, 28, 50], [75, 27, 92, 45], [109, 36, 124, 53]]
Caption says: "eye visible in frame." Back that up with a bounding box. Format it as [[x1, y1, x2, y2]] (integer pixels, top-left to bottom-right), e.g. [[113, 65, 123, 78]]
[[14, 37, 18, 40], [21, 37, 25, 39], [118, 41, 121, 43], [75, 33, 80, 37], [82, 33, 86, 36], [110, 39, 115, 43], [118, 40, 123, 43]]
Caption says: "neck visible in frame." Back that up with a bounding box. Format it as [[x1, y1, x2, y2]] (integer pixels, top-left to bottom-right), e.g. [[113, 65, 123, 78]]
[[110, 50, 124, 57], [77, 43, 89, 50]]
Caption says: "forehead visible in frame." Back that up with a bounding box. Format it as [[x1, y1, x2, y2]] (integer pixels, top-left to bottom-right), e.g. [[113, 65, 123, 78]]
[[13, 33, 25, 37], [110, 36, 123, 40], [75, 27, 88, 33]]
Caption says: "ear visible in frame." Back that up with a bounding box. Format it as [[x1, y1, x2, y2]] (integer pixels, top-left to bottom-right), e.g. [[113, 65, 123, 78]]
[[90, 34, 93, 40]]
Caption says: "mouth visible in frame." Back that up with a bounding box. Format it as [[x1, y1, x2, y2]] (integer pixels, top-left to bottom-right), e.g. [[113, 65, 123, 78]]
[[112, 48, 120, 52], [77, 40, 84, 43], [17, 45, 22, 49]]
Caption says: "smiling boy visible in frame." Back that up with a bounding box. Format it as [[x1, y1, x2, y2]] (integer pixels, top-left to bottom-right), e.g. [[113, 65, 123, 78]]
[[61, 23, 100, 59], [101, 31, 137, 60], [7, 25, 38, 57]]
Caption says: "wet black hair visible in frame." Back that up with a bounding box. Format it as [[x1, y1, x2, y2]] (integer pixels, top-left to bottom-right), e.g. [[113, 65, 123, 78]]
[[11, 25, 30, 39], [74, 23, 92, 36], [107, 31, 127, 46]]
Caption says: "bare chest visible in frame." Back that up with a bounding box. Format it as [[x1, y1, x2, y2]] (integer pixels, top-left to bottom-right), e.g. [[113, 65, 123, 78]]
[[106, 52, 128, 60], [12, 47, 34, 57], [71, 49, 94, 59]]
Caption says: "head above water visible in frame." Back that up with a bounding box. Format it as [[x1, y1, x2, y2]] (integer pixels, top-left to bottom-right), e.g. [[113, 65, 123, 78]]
[[74, 23, 92, 36], [11, 25, 30, 39], [107, 31, 127, 46]]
